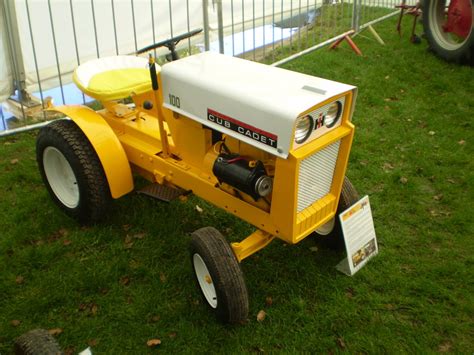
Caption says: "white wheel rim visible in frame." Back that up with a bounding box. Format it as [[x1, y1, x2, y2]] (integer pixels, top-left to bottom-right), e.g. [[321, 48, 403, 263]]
[[429, 0, 473, 50], [193, 253, 217, 308], [316, 218, 335, 235], [43, 147, 80, 209]]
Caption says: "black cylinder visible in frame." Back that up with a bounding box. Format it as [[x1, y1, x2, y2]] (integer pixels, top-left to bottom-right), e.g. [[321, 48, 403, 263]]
[[213, 154, 269, 200]]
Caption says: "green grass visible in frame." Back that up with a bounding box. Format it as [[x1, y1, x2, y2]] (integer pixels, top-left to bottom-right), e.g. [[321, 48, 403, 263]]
[[257, 4, 393, 64], [1, 17, 473, 353]]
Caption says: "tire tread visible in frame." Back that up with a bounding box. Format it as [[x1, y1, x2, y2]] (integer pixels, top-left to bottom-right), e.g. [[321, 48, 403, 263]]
[[14, 329, 63, 355], [423, 0, 474, 65], [316, 176, 359, 250], [191, 227, 249, 324], [36, 120, 111, 223]]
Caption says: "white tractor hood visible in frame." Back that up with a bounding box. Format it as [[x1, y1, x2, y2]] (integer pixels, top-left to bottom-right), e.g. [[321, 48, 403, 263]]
[[161, 52, 355, 158]]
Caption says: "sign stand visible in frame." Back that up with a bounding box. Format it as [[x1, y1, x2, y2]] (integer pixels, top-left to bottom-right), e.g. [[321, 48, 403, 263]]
[[336, 257, 352, 276], [336, 195, 378, 276]]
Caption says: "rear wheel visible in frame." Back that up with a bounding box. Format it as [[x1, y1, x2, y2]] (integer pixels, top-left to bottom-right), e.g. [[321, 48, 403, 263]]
[[314, 176, 359, 250], [423, 0, 474, 64], [190, 227, 249, 324], [36, 119, 111, 224]]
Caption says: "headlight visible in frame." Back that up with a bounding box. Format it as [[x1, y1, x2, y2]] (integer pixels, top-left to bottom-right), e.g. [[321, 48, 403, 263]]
[[294, 115, 313, 144], [324, 101, 342, 128]]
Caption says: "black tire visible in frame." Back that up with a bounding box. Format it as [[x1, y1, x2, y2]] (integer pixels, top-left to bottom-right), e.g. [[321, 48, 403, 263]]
[[314, 176, 359, 250], [14, 329, 63, 355], [36, 119, 111, 224], [423, 0, 474, 65], [190, 227, 249, 324]]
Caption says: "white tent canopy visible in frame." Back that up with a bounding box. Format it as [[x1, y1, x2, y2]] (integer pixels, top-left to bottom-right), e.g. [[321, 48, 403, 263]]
[[0, 0, 305, 100], [0, 3, 13, 103]]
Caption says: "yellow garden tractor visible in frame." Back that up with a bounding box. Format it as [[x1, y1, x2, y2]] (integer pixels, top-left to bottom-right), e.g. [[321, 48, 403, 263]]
[[36, 30, 359, 323]]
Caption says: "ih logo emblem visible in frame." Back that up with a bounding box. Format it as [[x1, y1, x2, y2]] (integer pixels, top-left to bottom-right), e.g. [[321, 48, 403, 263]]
[[315, 113, 325, 129]]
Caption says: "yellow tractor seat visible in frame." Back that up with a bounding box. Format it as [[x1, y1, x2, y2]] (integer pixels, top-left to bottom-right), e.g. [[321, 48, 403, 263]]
[[73, 55, 160, 101]]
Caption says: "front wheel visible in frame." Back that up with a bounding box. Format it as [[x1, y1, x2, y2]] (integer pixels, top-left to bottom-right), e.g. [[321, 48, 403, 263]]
[[314, 176, 359, 250], [190, 227, 249, 324], [36, 119, 111, 224], [423, 0, 474, 64]]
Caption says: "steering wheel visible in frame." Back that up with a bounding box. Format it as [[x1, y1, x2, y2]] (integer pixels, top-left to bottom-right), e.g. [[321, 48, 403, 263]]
[[136, 28, 203, 61]]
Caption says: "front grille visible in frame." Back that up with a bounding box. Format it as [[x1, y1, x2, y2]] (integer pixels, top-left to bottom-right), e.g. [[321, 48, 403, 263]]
[[297, 140, 341, 212]]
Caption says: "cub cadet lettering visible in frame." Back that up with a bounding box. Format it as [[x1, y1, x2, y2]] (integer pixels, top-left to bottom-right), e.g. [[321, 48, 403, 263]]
[[207, 109, 278, 148]]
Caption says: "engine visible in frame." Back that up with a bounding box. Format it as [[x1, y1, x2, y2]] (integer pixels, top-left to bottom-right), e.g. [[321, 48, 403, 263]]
[[212, 153, 273, 201]]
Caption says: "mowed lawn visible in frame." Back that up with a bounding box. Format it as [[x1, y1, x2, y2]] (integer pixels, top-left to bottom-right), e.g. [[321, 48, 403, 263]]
[[0, 17, 473, 353]]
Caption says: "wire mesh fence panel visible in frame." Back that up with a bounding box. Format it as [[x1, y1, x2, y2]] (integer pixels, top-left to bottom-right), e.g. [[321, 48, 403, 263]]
[[1, 0, 413, 136], [204, 0, 357, 64], [0, 0, 205, 135], [359, 0, 397, 27]]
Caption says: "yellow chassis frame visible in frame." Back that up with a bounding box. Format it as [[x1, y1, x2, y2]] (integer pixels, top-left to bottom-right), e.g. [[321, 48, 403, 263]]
[[50, 81, 355, 263]]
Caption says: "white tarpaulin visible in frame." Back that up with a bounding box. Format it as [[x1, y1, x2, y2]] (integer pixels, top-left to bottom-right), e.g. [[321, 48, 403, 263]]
[[13, 0, 205, 93], [0, 3, 13, 102], [6, 0, 302, 96]]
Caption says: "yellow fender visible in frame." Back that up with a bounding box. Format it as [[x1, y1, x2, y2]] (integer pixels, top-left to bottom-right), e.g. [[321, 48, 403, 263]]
[[48, 105, 134, 199]]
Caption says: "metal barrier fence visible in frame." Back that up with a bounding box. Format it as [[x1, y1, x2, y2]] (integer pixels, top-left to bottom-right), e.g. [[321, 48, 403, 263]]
[[0, 0, 411, 137]]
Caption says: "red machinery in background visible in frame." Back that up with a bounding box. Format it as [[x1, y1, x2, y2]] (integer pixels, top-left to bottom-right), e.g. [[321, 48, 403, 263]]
[[398, 0, 473, 64], [423, 0, 473, 64]]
